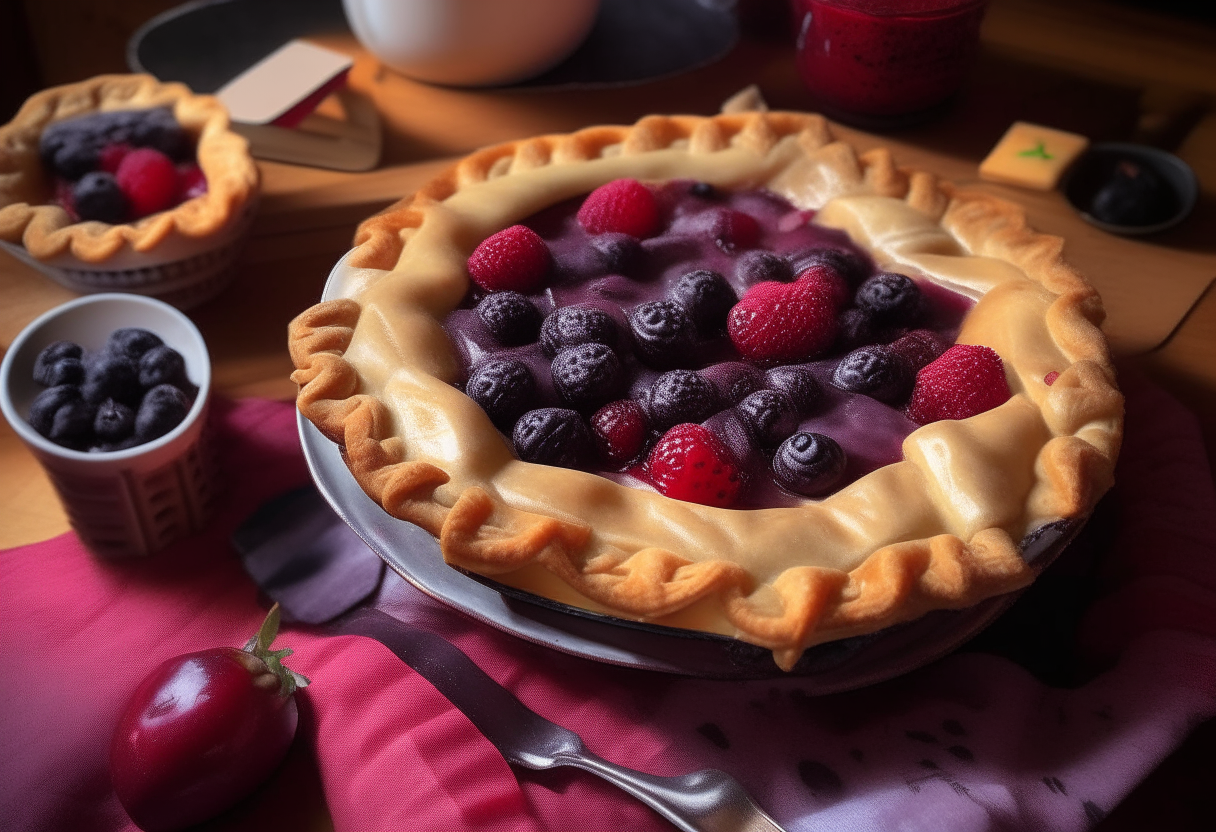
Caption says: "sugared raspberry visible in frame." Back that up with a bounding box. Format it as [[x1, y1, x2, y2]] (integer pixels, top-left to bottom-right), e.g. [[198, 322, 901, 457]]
[[906, 344, 1012, 424], [648, 423, 741, 508], [773, 432, 846, 497], [577, 179, 659, 238], [727, 279, 837, 363], [591, 400, 649, 466], [795, 264, 849, 310], [641, 370, 720, 431], [115, 148, 179, 219], [467, 225, 552, 293]]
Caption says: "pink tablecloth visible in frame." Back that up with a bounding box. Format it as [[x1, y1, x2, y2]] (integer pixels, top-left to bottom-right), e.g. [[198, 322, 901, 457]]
[[3, 366, 1215, 832]]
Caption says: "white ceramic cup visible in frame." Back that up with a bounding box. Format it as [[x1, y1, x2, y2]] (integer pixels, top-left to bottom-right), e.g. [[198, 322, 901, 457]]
[[0, 294, 216, 558], [341, 0, 601, 86]]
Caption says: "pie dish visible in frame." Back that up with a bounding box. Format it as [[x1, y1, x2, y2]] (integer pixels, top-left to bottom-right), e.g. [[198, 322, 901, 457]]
[[0, 74, 260, 309], [289, 111, 1123, 670]]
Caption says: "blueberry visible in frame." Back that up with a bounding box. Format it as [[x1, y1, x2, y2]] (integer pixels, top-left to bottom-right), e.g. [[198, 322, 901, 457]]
[[27, 384, 84, 438], [831, 346, 911, 405], [735, 250, 793, 287], [672, 269, 737, 337], [512, 408, 592, 469], [82, 351, 142, 407], [552, 343, 622, 410], [539, 306, 618, 357], [138, 345, 190, 390], [701, 361, 765, 406], [33, 341, 84, 387], [773, 432, 847, 497], [93, 398, 135, 443], [764, 365, 824, 414], [106, 327, 164, 360], [854, 273, 923, 325], [476, 292, 542, 346], [737, 389, 799, 448], [49, 397, 96, 449], [589, 233, 642, 274], [641, 370, 720, 431], [1090, 159, 1175, 226], [788, 247, 869, 286], [465, 359, 536, 429], [628, 300, 696, 368], [689, 181, 717, 199], [73, 171, 128, 224], [134, 384, 191, 442], [834, 306, 877, 353]]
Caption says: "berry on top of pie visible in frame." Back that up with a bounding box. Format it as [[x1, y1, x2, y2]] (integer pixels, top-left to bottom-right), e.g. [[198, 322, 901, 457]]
[[289, 112, 1122, 670]]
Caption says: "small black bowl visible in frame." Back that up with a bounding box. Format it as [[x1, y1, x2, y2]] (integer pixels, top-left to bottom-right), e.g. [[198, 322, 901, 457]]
[[1063, 142, 1199, 235]]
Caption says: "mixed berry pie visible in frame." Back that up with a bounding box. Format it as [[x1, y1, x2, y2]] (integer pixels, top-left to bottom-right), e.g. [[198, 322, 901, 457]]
[[0, 75, 259, 304], [290, 112, 1123, 669]]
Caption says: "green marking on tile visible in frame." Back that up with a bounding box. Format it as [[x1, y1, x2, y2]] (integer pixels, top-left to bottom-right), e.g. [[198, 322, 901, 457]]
[[1018, 141, 1054, 160]]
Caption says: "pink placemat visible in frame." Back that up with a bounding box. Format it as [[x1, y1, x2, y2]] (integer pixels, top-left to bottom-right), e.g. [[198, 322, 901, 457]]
[[2, 365, 1215, 831]]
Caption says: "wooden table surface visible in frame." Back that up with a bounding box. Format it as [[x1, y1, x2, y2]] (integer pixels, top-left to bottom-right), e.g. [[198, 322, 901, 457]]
[[2, 1, 1215, 829]]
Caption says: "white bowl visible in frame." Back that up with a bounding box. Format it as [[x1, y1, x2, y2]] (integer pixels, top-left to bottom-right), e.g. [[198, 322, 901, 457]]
[[341, 0, 602, 86], [0, 293, 217, 557]]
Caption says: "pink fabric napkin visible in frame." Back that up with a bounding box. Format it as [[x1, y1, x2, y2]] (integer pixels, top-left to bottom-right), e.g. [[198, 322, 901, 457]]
[[3, 366, 1216, 832]]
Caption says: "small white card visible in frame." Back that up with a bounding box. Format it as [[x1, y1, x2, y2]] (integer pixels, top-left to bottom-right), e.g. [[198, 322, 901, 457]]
[[218, 40, 354, 126]]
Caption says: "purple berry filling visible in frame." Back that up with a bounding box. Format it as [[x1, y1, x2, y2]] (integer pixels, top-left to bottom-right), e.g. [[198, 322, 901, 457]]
[[443, 181, 973, 507]]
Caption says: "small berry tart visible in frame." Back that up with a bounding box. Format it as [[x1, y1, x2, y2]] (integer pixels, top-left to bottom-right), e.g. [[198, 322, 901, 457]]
[[289, 112, 1123, 671], [0, 75, 260, 309]]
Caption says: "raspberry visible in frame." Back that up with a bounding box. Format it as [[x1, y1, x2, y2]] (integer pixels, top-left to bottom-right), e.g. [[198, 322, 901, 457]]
[[831, 346, 911, 405], [708, 208, 760, 252], [465, 358, 536, 429], [591, 400, 649, 467], [641, 370, 720, 431], [726, 279, 837, 363], [115, 148, 179, 219], [671, 269, 737, 336], [773, 432, 846, 497], [512, 408, 592, 468], [176, 163, 208, 200], [98, 143, 132, 173], [647, 423, 741, 508], [737, 389, 799, 448], [552, 343, 622, 410], [577, 179, 659, 238], [476, 291, 542, 346], [854, 272, 923, 326], [1044, 371, 1060, 386], [628, 300, 697, 368], [467, 225, 551, 293], [539, 305, 618, 357], [795, 264, 849, 310], [735, 250, 793, 287], [73, 171, 128, 224], [906, 344, 1012, 424]]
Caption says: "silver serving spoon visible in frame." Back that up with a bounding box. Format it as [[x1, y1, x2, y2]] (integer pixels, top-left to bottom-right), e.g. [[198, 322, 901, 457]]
[[332, 608, 788, 832]]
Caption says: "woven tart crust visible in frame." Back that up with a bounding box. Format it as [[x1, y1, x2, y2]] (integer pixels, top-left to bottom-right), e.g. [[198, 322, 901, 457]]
[[0, 74, 258, 263], [289, 112, 1123, 670]]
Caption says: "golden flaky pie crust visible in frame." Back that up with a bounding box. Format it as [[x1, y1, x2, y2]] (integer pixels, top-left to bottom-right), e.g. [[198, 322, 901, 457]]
[[0, 74, 258, 263], [289, 112, 1123, 670]]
